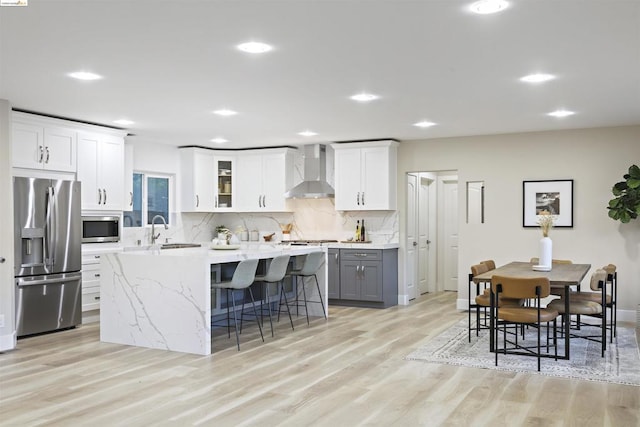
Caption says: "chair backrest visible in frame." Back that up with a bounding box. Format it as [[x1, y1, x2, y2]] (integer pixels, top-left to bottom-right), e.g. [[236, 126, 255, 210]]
[[298, 251, 325, 276], [602, 263, 616, 277], [588, 269, 608, 292], [230, 258, 259, 289], [480, 260, 496, 271], [470, 263, 489, 277], [262, 255, 291, 282], [491, 275, 551, 299]]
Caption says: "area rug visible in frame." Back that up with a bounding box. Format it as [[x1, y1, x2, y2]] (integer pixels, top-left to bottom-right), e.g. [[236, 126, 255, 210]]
[[405, 319, 640, 386]]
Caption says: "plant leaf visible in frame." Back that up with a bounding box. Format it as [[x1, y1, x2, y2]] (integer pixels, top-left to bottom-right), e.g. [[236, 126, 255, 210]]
[[627, 178, 640, 189], [628, 164, 640, 179]]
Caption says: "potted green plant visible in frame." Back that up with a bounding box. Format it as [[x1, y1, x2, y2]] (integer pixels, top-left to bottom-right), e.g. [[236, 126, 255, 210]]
[[607, 164, 640, 223]]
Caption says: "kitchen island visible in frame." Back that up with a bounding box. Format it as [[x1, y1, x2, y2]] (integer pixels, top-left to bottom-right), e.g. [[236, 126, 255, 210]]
[[100, 243, 327, 355]]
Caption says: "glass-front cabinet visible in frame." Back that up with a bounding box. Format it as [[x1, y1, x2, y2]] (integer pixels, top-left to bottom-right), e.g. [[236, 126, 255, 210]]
[[214, 156, 235, 211]]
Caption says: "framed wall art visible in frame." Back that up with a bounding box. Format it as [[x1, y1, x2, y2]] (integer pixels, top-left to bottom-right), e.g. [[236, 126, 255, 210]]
[[523, 179, 573, 227]]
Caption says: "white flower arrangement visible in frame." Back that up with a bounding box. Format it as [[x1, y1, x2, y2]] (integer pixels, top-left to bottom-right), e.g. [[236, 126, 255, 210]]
[[537, 213, 555, 237]]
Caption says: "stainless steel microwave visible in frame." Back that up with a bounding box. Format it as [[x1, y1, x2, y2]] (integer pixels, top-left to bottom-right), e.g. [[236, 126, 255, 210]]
[[81, 215, 120, 243]]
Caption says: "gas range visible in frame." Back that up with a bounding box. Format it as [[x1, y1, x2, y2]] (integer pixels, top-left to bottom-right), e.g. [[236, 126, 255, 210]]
[[281, 239, 338, 246]]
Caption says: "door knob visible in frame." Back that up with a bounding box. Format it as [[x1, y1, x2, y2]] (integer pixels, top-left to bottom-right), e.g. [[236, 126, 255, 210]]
[[427, 240, 431, 244], [0, 257, 5, 263], [412, 241, 418, 246]]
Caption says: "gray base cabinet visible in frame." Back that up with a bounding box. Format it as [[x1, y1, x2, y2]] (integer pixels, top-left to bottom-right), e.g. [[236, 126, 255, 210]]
[[327, 248, 340, 299], [329, 248, 397, 308]]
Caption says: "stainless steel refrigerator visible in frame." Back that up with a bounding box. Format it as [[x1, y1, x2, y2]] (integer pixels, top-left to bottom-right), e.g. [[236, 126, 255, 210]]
[[14, 177, 82, 337]]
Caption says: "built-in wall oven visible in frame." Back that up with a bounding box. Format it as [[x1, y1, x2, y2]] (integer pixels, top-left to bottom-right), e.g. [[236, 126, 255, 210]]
[[81, 215, 120, 243]]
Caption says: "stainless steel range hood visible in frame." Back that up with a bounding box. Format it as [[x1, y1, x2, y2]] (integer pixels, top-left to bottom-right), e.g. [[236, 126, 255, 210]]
[[285, 144, 335, 198]]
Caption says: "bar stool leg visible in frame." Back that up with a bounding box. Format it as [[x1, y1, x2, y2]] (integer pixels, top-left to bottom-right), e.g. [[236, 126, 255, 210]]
[[313, 274, 327, 319]]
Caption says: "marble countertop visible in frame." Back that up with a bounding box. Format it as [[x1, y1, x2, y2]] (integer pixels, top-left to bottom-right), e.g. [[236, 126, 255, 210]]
[[325, 242, 399, 250], [118, 242, 325, 263]]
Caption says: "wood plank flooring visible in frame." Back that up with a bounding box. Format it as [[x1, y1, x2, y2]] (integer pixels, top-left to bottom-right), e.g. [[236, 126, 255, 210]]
[[1, 292, 638, 426]]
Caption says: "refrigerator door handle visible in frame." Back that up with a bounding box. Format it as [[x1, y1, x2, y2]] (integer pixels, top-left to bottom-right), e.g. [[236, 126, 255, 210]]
[[44, 186, 55, 268], [16, 273, 81, 287]]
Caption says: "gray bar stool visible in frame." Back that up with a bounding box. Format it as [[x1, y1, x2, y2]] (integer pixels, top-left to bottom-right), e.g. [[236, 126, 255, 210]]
[[281, 251, 327, 326], [211, 258, 261, 351], [241, 254, 291, 336]]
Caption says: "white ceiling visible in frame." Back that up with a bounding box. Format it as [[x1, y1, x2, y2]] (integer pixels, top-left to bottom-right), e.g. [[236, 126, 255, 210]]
[[1, 0, 639, 149]]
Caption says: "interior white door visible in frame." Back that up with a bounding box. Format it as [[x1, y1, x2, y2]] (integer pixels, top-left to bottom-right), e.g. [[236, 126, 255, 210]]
[[442, 177, 459, 291], [418, 175, 434, 294], [406, 174, 417, 301]]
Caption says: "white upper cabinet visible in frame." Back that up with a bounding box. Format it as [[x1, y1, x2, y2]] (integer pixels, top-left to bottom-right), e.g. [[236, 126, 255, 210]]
[[123, 143, 134, 210], [77, 132, 125, 211], [180, 148, 216, 212], [12, 114, 77, 172], [236, 148, 293, 212], [214, 155, 236, 211], [332, 140, 398, 211]]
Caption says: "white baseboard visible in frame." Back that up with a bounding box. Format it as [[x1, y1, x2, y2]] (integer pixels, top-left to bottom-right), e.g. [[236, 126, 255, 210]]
[[398, 294, 410, 305], [0, 331, 17, 352]]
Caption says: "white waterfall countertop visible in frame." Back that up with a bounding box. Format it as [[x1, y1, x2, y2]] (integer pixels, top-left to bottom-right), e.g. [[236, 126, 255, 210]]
[[100, 243, 326, 356]]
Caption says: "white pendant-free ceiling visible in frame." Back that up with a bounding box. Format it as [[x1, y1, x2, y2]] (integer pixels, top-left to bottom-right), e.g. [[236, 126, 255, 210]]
[[0, 1, 638, 149]]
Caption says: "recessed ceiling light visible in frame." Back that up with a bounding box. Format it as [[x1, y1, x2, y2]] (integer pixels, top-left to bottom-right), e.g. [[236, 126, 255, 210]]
[[68, 71, 103, 81], [213, 109, 238, 116], [413, 121, 436, 128], [237, 41, 273, 54], [548, 109, 575, 118], [470, 0, 509, 14], [113, 119, 134, 126], [350, 93, 379, 102], [210, 138, 228, 144], [298, 130, 318, 137], [520, 73, 556, 83]]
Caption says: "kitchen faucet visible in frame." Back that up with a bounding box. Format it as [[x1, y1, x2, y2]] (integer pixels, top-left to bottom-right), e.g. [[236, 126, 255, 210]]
[[151, 215, 168, 244]]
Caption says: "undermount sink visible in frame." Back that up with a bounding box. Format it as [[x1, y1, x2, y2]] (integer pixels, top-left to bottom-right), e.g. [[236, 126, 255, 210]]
[[160, 243, 202, 249]]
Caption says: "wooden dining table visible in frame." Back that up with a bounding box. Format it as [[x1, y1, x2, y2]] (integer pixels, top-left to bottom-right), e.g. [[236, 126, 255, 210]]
[[472, 261, 591, 360]]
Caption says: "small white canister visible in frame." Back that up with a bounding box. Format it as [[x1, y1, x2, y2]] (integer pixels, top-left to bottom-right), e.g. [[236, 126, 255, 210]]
[[250, 230, 259, 241]]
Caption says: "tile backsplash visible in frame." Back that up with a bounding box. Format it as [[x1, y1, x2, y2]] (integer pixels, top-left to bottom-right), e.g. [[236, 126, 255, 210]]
[[122, 199, 398, 246]]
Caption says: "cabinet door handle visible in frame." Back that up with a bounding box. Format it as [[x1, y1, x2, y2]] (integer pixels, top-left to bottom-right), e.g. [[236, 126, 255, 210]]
[[129, 191, 133, 207], [38, 145, 44, 163], [262, 195, 266, 207], [98, 189, 103, 205], [94, 273, 100, 278], [356, 192, 360, 205], [196, 195, 200, 207], [103, 189, 107, 205], [94, 296, 101, 301], [361, 265, 365, 276], [215, 196, 218, 208], [45, 146, 50, 163], [94, 255, 101, 259], [361, 192, 364, 205], [334, 253, 338, 262]]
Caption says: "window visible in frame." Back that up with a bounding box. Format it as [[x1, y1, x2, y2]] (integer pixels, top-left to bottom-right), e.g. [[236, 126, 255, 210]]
[[123, 172, 172, 227]]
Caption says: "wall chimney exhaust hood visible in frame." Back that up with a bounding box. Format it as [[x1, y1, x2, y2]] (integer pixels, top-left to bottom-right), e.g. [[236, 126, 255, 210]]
[[285, 144, 335, 199]]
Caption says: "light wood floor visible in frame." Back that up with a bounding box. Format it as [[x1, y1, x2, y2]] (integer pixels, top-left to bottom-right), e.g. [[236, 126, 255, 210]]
[[1, 292, 638, 426]]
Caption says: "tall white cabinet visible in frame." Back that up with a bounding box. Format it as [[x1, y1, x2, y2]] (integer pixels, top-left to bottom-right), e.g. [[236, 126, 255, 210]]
[[332, 140, 398, 211], [235, 148, 294, 212], [77, 132, 125, 211]]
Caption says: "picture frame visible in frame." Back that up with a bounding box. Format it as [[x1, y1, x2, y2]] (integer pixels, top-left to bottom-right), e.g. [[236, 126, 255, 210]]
[[523, 179, 573, 228]]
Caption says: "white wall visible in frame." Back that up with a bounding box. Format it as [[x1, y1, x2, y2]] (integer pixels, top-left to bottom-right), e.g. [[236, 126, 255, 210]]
[[397, 125, 640, 318], [0, 100, 16, 351]]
